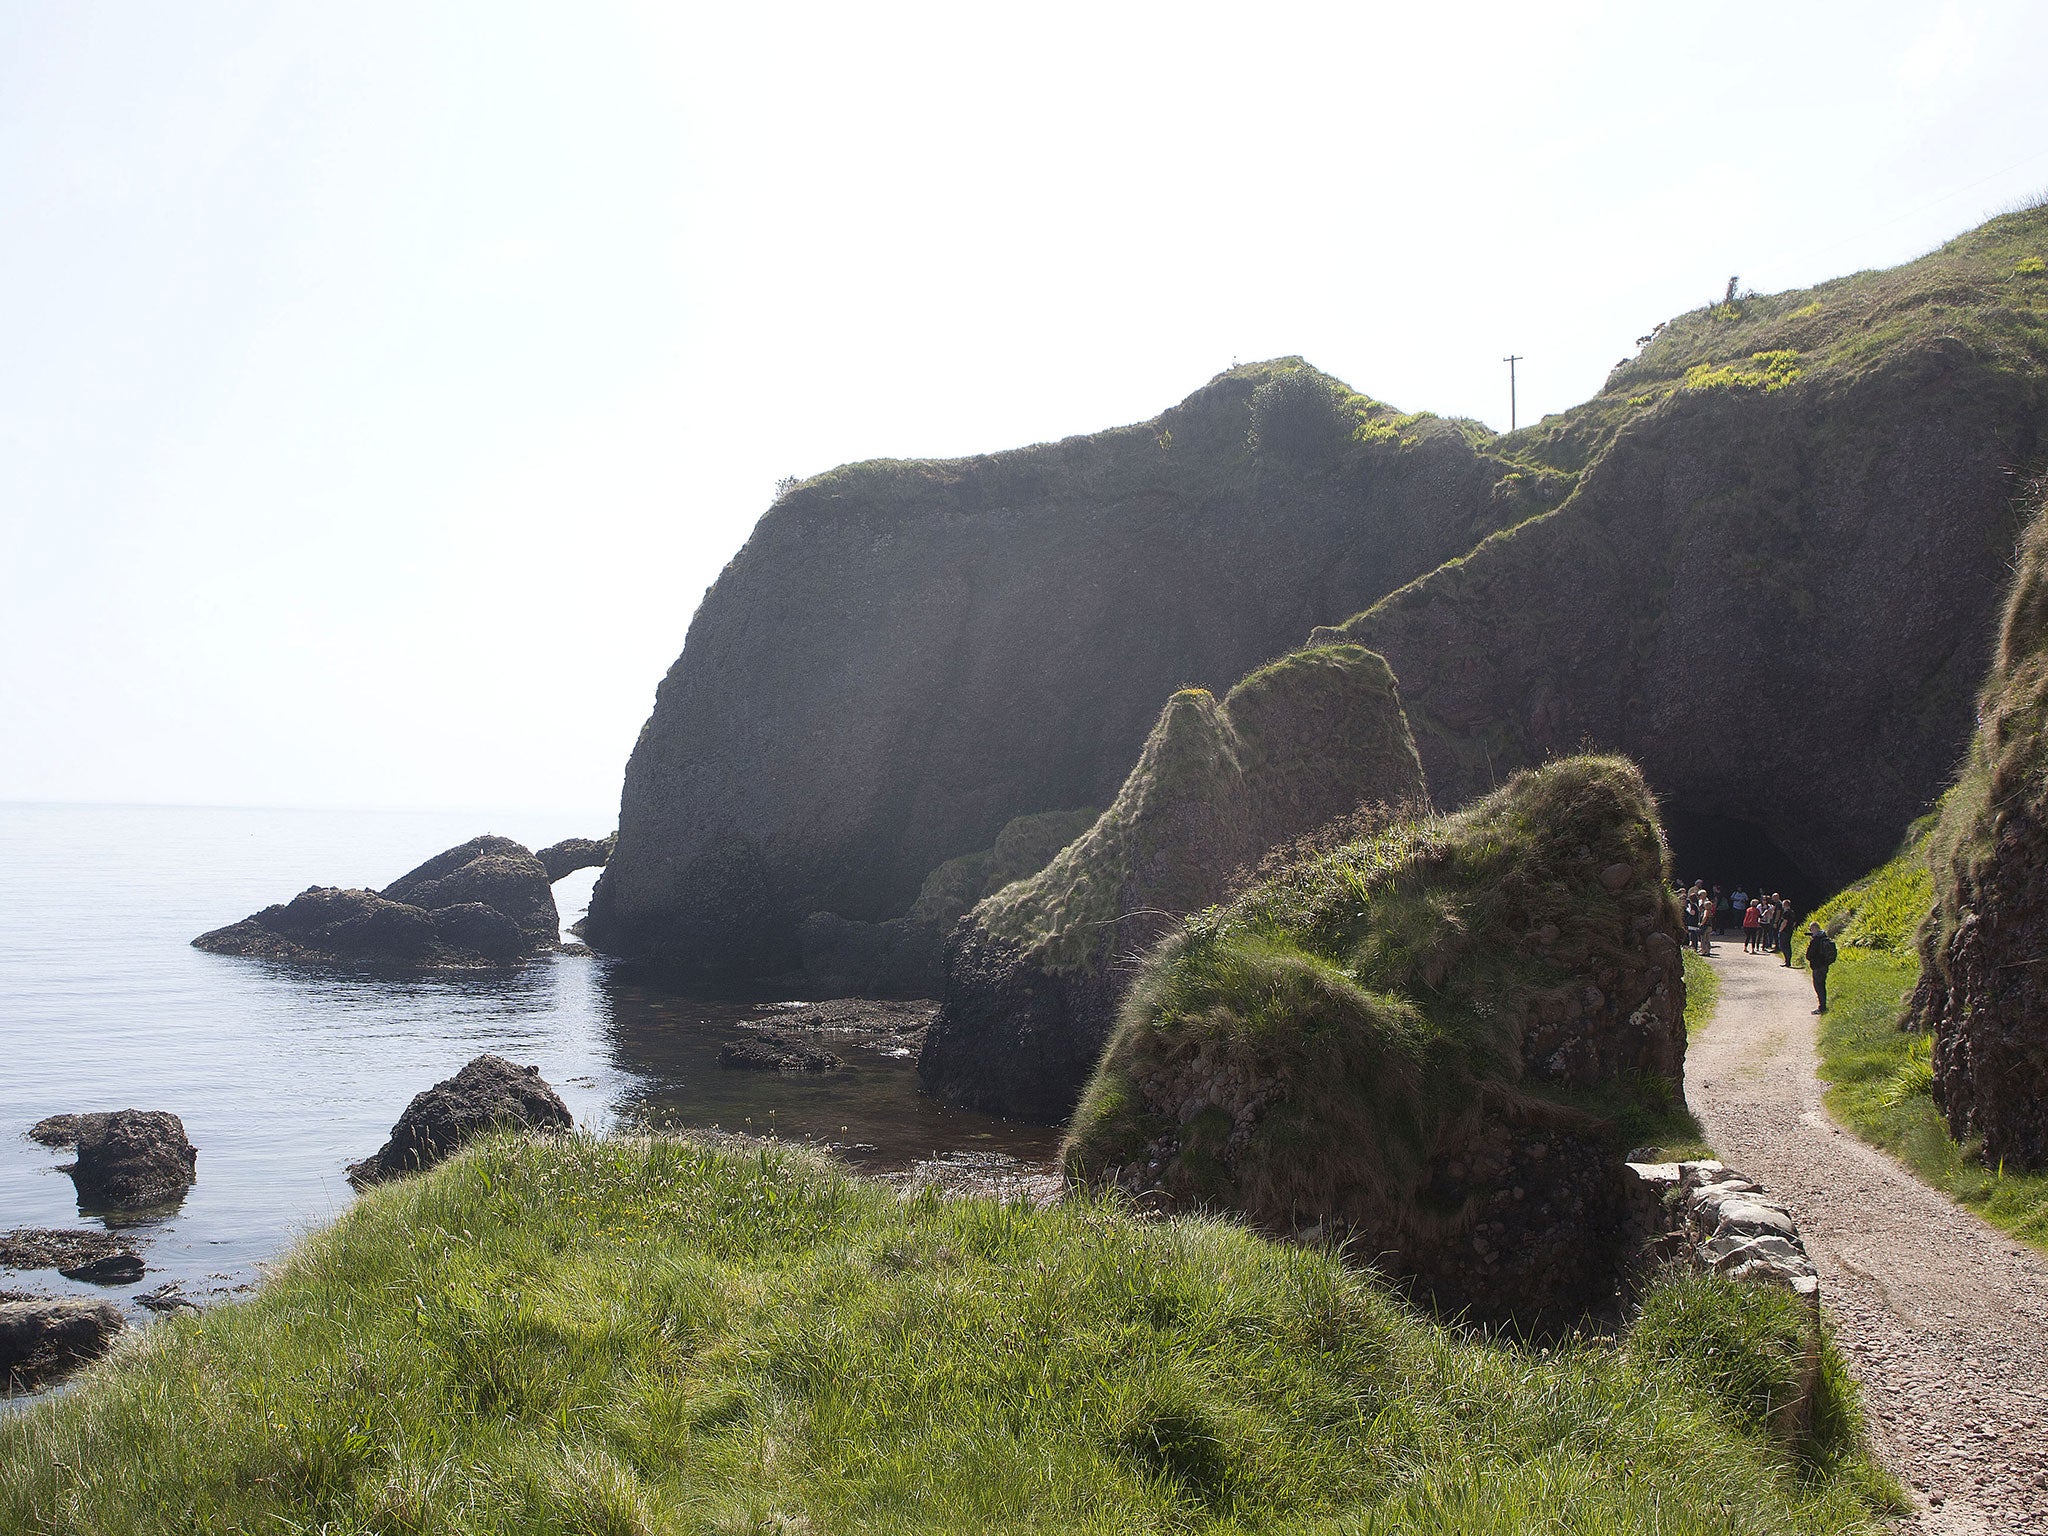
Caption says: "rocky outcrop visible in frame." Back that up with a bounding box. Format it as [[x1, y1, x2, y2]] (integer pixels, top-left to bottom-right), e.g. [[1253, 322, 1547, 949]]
[[1063, 756, 1687, 1328], [347, 1055, 573, 1187], [537, 835, 615, 884], [38, 1110, 197, 1210], [1909, 494, 2048, 1167], [922, 644, 1429, 1123], [0, 1298, 123, 1390], [381, 836, 558, 950], [587, 360, 1553, 981], [194, 836, 558, 970]]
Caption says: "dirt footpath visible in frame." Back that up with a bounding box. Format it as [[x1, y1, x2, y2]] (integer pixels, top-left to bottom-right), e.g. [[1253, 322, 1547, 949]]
[[1689, 945, 2048, 1532]]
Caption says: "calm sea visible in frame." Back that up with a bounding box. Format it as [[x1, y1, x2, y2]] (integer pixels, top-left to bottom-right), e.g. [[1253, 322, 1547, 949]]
[[0, 802, 1052, 1376]]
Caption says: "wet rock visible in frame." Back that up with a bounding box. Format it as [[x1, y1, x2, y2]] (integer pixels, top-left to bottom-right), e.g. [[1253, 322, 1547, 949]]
[[0, 1228, 137, 1271], [718, 1036, 842, 1073], [347, 1055, 573, 1187], [537, 835, 614, 883], [26, 1114, 90, 1148], [58, 1253, 146, 1285], [0, 1298, 124, 1389], [136, 1283, 200, 1314], [747, 998, 934, 1059], [66, 1111, 196, 1210]]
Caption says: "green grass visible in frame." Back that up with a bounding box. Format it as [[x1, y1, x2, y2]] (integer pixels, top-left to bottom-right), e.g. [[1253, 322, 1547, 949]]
[[1683, 948, 1720, 1040], [1804, 837, 2048, 1254], [1, 1134, 1900, 1535]]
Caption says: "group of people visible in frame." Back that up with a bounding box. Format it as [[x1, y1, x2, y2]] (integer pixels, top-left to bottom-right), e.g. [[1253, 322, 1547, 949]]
[[1680, 882, 1796, 960], [1679, 880, 1838, 1012]]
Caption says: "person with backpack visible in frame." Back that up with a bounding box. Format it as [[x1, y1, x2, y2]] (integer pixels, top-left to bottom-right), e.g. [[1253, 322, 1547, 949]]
[[1805, 922, 1837, 1012]]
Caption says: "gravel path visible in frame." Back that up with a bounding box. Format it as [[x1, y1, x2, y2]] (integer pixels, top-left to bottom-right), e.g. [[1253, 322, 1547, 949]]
[[1689, 944, 2048, 1533]]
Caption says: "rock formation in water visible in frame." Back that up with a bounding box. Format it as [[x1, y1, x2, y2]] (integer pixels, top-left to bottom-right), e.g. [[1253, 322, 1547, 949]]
[[348, 1055, 573, 1187], [537, 835, 615, 884], [1909, 493, 2048, 1167], [586, 361, 1552, 980], [35, 1110, 197, 1210], [921, 643, 1429, 1122], [1063, 756, 1687, 1328], [1320, 205, 2048, 893], [0, 1298, 124, 1391], [193, 836, 558, 970]]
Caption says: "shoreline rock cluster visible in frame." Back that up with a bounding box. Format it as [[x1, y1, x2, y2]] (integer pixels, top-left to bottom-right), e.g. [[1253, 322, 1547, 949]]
[[347, 1054, 573, 1187], [193, 835, 564, 971]]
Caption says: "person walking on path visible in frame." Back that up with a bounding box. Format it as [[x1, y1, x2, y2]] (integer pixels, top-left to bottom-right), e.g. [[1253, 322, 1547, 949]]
[[1805, 921, 1837, 1012], [1742, 896, 1762, 952], [1777, 898, 1796, 966]]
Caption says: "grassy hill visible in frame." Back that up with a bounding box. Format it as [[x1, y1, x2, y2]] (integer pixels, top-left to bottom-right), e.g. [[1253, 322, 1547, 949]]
[[1, 1134, 1900, 1534]]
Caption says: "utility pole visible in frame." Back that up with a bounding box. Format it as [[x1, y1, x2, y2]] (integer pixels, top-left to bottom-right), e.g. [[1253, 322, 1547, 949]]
[[1503, 354, 1523, 431]]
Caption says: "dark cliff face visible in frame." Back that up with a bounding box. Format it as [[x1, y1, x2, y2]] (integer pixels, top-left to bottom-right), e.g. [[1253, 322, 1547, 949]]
[[586, 362, 1540, 977], [1911, 495, 2048, 1167], [1328, 347, 2041, 894]]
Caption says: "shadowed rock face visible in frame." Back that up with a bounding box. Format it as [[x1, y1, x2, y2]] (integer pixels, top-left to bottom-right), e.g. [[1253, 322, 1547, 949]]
[[347, 1055, 572, 1187], [193, 836, 558, 970], [585, 361, 1549, 980], [1911, 497, 2048, 1168], [921, 644, 1429, 1123]]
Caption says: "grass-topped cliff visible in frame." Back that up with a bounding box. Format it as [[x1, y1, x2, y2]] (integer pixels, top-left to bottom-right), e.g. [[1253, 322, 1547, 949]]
[[1326, 201, 2048, 894], [920, 643, 1428, 1122], [1063, 756, 1697, 1323], [0, 1134, 1900, 1533], [589, 359, 1554, 982]]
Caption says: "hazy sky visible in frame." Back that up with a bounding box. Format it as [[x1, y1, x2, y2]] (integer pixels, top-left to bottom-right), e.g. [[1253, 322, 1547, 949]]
[[4, 2, 2045, 821]]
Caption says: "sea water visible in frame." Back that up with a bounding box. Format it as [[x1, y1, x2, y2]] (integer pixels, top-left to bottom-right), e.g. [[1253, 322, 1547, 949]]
[[0, 802, 1052, 1372]]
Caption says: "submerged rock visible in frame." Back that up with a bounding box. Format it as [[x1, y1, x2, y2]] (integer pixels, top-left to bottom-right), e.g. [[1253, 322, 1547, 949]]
[[923, 644, 1429, 1123], [193, 835, 559, 970], [348, 1055, 573, 1187], [0, 1228, 138, 1272], [537, 835, 614, 883], [1062, 755, 1687, 1329], [718, 1037, 842, 1073], [59, 1253, 146, 1285], [0, 1298, 123, 1390], [62, 1111, 196, 1211]]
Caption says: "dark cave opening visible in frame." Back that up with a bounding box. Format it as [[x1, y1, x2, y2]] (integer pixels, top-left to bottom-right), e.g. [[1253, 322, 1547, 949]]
[[1661, 808, 1827, 918]]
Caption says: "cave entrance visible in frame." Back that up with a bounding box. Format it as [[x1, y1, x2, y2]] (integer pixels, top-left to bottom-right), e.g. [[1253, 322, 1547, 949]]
[[1661, 808, 1826, 917]]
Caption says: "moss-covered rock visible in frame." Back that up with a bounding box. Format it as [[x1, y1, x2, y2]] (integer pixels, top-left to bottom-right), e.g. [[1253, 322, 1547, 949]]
[[1909, 494, 2048, 1167], [920, 645, 1427, 1122], [1062, 756, 1688, 1328], [588, 361, 1543, 980]]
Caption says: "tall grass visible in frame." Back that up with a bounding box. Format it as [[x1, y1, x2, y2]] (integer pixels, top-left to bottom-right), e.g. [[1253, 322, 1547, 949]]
[[2, 1135, 1898, 1534]]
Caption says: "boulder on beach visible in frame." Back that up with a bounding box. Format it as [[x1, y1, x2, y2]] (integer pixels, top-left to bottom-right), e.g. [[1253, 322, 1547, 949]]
[[44, 1110, 197, 1211], [193, 835, 559, 970], [348, 1055, 573, 1187], [0, 1298, 124, 1390], [536, 835, 614, 884]]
